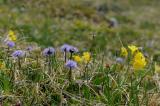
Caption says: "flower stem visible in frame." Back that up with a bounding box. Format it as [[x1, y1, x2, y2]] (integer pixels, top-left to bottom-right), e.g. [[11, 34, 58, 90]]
[[36, 55, 39, 67], [70, 52, 73, 60], [68, 67, 72, 82], [64, 50, 67, 62], [48, 56, 52, 75], [84, 63, 89, 83], [18, 57, 21, 70], [7, 47, 10, 64]]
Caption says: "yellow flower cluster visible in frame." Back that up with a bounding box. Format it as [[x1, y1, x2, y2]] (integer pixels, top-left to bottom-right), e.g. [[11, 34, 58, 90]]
[[73, 55, 82, 62], [73, 52, 91, 63], [82, 52, 91, 63], [120, 45, 146, 70], [120, 47, 128, 57], [132, 51, 146, 70], [128, 45, 138, 54], [121, 45, 139, 57], [8, 30, 17, 41]]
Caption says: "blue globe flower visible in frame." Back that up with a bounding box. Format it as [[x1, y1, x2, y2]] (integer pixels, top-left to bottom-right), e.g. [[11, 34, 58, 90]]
[[60, 44, 71, 52], [6, 40, 15, 48], [61, 44, 78, 53], [68, 46, 78, 53], [26, 46, 33, 51], [65, 60, 77, 69], [43, 47, 55, 56], [12, 50, 25, 58]]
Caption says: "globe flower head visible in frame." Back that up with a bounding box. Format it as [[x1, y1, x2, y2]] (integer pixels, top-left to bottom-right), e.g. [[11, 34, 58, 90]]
[[43, 47, 55, 56], [73, 55, 82, 63], [68, 46, 79, 53], [120, 47, 128, 57], [60, 44, 71, 52], [26, 46, 33, 51], [82, 52, 91, 63], [6, 40, 15, 48], [65, 60, 77, 69], [132, 51, 146, 70], [12, 50, 25, 58], [60, 44, 78, 53]]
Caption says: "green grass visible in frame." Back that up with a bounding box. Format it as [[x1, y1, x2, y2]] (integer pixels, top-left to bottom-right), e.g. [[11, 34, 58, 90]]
[[0, 0, 159, 105]]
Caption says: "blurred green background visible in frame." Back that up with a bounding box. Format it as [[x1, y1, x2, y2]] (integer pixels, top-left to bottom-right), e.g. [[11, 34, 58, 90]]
[[0, 0, 160, 53]]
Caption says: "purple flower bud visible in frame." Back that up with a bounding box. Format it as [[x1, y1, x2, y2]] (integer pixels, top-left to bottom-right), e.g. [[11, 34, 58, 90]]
[[109, 18, 118, 28], [43, 47, 55, 56], [65, 60, 77, 69], [6, 40, 15, 48], [12, 50, 25, 58], [116, 57, 124, 64], [26, 46, 33, 51]]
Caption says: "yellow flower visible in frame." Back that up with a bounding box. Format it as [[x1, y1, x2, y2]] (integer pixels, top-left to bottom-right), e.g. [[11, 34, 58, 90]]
[[82, 52, 91, 63], [120, 47, 128, 57], [8, 30, 17, 41], [128, 45, 138, 54], [132, 52, 146, 70], [73, 55, 82, 63]]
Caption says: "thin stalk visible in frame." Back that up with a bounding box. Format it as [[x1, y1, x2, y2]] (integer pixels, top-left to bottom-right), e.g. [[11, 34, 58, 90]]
[[48, 55, 52, 75], [70, 52, 73, 60], [36, 55, 39, 67], [84, 63, 89, 83], [7, 47, 10, 64], [13, 62, 16, 82], [64, 50, 67, 62], [18, 57, 21, 70], [106, 72, 110, 104], [52, 54, 56, 72], [68, 67, 72, 82]]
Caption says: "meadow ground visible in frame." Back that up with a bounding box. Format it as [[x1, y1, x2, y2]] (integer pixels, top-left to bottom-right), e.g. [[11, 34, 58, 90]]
[[0, 0, 160, 105]]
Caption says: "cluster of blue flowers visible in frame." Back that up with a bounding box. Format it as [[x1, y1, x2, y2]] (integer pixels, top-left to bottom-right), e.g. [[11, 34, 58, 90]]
[[7, 43, 78, 69], [65, 60, 77, 69], [60, 44, 78, 69]]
